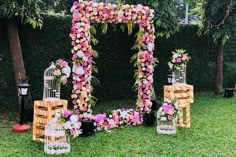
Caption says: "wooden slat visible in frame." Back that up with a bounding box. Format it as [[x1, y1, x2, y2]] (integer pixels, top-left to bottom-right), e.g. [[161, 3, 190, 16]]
[[32, 99, 68, 142]]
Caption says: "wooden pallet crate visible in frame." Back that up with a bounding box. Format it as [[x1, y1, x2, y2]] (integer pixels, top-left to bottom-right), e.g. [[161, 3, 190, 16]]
[[33, 99, 67, 142], [163, 85, 194, 128]]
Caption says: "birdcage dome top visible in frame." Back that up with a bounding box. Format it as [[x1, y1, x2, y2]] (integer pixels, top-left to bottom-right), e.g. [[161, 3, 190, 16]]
[[44, 62, 56, 80]]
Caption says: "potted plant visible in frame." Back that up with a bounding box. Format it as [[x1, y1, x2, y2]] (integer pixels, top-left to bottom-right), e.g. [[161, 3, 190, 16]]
[[80, 111, 96, 137], [156, 100, 179, 135], [168, 49, 191, 84]]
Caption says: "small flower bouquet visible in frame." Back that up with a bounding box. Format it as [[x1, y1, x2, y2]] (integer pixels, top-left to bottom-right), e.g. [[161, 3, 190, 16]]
[[156, 100, 179, 135], [59, 110, 82, 138], [53, 59, 71, 85], [168, 49, 190, 72], [168, 49, 190, 84]]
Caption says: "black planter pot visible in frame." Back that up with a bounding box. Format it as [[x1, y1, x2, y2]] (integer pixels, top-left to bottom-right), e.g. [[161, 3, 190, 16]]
[[151, 99, 162, 111], [143, 112, 156, 127], [80, 120, 96, 137]]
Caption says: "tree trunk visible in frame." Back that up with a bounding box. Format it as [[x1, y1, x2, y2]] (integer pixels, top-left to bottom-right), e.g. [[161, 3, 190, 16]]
[[215, 41, 224, 95], [7, 18, 26, 81], [7, 18, 32, 118]]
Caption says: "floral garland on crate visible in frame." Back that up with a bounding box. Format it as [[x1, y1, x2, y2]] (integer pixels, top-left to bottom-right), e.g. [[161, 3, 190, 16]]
[[168, 49, 191, 72], [69, 0, 156, 131], [53, 59, 71, 85]]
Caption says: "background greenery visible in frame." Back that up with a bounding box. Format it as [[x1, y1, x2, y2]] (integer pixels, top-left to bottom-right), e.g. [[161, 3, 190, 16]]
[[0, 15, 235, 111]]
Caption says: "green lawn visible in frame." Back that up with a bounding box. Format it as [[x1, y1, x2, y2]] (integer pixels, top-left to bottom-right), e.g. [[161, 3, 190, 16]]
[[0, 94, 236, 157]]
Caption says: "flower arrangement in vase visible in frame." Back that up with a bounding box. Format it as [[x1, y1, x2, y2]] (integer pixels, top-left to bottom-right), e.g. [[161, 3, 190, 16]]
[[156, 100, 179, 135], [58, 110, 82, 138], [53, 59, 71, 85], [168, 49, 191, 84]]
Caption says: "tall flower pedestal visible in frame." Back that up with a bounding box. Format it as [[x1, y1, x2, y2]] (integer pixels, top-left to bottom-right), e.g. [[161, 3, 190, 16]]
[[156, 119, 177, 135], [163, 85, 194, 128]]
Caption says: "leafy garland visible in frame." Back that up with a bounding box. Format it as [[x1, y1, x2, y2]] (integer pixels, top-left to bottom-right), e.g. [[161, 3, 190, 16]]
[[70, 0, 156, 130]]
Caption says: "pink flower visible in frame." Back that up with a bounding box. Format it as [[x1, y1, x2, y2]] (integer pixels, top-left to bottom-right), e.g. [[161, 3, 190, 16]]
[[95, 114, 105, 123], [132, 114, 140, 123], [182, 55, 188, 61], [168, 115, 173, 120], [63, 110, 71, 118], [70, 129, 75, 135], [163, 105, 174, 113], [56, 59, 67, 68], [176, 57, 182, 63], [53, 69, 61, 76]]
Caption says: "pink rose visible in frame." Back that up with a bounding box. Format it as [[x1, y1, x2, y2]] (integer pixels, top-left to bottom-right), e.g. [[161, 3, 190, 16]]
[[70, 129, 75, 135], [176, 57, 182, 63], [163, 105, 174, 113], [182, 55, 188, 61], [63, 110, 71, 118], [53, 69, 61, 76]]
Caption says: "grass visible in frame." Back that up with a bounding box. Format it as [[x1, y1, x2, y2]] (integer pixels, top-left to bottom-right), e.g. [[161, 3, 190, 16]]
[[0, 94, 236, 157]]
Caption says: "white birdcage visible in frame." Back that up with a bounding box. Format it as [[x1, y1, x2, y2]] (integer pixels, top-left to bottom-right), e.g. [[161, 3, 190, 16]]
[[43, 63, 61, 101], [44, 116, 70, 155]]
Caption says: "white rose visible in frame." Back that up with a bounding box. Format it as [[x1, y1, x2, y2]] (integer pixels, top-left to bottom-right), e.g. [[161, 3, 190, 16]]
[[62, 65, 71, 77], [64, 121, 72, 130], [70, 114, 78, 123], [137, 4, 143, 10], [72, 66, 85, 75], [147, 43, 154, 51], [82, 56, 88, 62], [77, 51, 84, 58]]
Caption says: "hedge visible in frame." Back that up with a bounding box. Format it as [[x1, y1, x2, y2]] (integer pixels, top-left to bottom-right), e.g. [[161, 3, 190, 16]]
[[0, 15, 235, 111]]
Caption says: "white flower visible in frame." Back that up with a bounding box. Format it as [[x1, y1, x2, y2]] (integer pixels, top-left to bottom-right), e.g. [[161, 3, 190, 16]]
[[120, 111, 128, 119], [70, 5, 76, 12], [62, 65, 71, 77], [77, 51, 84, 58], [118, 10, 124, 18], [70, 114, 78, 123], [161, 117, 167, 121], [147, 43, 154, 51], [64, 121, 72, 130], [82, 56, 88, 62], [72, 66, 85, 75], [74, 129, 82, 138], [137, 4, 143, 10], [92, 3, 98, 7]]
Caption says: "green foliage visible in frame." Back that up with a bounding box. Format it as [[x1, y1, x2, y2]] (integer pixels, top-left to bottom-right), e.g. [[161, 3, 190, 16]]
[[1, 96, 236, 156], [0, 0, 43, 28], [200, 0, 236, 44]]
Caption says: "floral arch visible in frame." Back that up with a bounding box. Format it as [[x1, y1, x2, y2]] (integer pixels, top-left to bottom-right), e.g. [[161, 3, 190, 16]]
[[70, 0, 155, 129]]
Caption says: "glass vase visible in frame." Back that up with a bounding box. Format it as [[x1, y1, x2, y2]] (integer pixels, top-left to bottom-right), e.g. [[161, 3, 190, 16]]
[[156, 119, 177, 135], [172, 64, 186, 84]]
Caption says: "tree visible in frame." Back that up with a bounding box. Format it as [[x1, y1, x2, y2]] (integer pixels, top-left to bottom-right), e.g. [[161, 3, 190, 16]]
[[200, 0, 236, 95], [0, 0, 43, 112]]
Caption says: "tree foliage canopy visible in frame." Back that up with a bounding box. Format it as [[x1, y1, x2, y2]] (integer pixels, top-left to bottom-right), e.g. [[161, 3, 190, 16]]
[[0, 0, 43, 28], [201, 0, 236, 44]]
